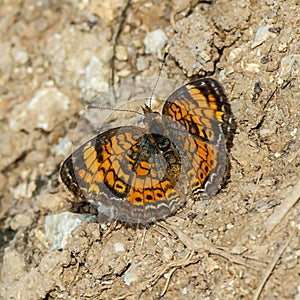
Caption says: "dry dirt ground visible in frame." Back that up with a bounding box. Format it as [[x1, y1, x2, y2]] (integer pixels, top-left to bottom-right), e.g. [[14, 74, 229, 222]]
[[0, 0, 300, 299]]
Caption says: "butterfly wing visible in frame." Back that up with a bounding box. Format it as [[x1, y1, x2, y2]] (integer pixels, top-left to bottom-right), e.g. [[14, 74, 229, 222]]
[[162, 78, 233, 198], [60, 126, 186, 223]]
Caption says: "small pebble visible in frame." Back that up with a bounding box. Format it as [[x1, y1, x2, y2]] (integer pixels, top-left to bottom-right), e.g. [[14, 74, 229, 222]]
[[251, 26, 272, 49], [143, 29, 167, 59], [44, 212, 96, 250], [115, 45, 128, 61]]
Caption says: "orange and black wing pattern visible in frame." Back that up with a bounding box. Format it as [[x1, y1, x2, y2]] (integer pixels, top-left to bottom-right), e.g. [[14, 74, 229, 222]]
[[60, 126, 186, 224], [162, 78, 233, 198], [61, 78, 233, 223]]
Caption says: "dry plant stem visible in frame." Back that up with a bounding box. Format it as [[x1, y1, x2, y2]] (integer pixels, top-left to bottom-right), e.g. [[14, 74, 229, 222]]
[[160, 251, 197, 297], [115, 293, 134, 300], [160, 266, 177, 297], [252, 228, 297, 300], [161, 222, 263, 270], [264, 178, 300, 234], [110, 0, 131, 101], [141, 251, 198, 296]]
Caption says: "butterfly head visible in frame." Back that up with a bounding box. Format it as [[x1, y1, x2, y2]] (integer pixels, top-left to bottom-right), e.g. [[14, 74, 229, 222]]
[[141, 104, 164, 133]]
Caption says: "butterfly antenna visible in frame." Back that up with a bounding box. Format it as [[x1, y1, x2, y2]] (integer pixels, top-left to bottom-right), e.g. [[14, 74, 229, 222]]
[[87, 104, 144, 116], [149, 50, 169, 109]]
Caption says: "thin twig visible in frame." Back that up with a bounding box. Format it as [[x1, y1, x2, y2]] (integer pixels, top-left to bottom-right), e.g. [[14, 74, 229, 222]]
[[264, 178, 300, 234], [252, 228, 296, 300], [159, 221, 264, 269], [140, 251, 198, 296], [110, 0, 131, 101]]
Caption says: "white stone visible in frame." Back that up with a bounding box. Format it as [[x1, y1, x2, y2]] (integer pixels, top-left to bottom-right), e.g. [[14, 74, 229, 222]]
[[9, 87, 69, 132], [124, 262, 140, 286], [279, 54, 299, 78], [114, 242, 125, 252], [251, 26, 273, 49], [51, 136, 72, 157], [143, 29, 167, 59], [44, 212, 96, 250], [115, 45, 128, 61], [136, 56, 149, 71]]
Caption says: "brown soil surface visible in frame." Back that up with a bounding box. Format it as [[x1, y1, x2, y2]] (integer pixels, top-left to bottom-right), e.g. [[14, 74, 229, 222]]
[[1, 0, 299, 299]]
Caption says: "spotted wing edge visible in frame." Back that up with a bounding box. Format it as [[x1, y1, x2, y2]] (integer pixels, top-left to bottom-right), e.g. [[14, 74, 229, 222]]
[[162, 78, 234, 139], [161, 78, 234, 198]]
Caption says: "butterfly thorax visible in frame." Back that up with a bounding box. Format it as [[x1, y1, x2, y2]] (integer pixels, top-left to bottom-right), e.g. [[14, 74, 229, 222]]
[[134, 104, 181, 186]]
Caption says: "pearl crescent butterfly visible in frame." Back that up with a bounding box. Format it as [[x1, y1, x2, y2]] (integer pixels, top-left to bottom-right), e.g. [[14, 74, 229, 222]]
[[60, 78, 233, 224]]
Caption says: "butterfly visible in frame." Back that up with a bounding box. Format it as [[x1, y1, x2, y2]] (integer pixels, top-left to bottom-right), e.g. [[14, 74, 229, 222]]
[[60, 78, 233, 224]]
